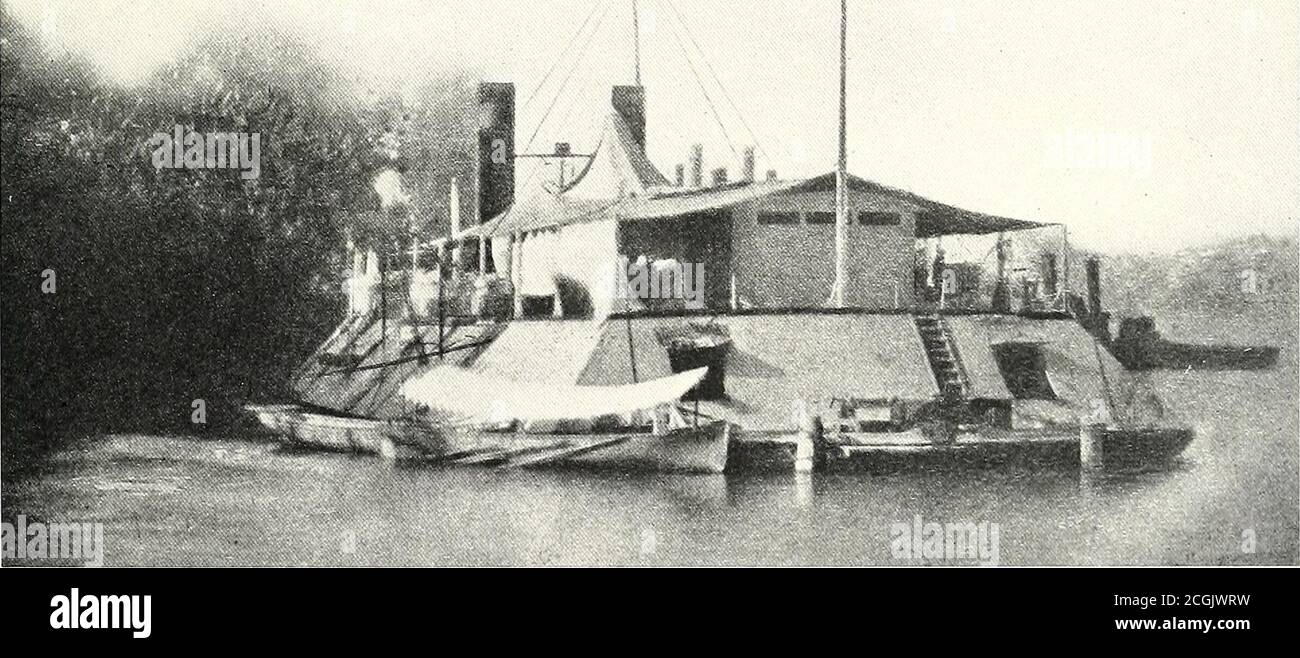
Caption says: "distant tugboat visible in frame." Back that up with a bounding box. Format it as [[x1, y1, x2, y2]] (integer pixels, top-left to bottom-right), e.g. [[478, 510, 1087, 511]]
[[1111, 316, 1280, 371]]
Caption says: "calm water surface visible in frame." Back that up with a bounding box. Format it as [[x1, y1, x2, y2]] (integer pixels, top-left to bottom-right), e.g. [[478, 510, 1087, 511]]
[[5, 324, 1296, 566]]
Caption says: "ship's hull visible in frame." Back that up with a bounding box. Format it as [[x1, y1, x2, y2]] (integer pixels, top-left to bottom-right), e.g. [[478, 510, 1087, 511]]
[[283, 310, 1203, 473]]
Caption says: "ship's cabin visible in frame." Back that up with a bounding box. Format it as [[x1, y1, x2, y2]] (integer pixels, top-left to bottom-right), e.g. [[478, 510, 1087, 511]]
[[344, 84, 1075, 327]]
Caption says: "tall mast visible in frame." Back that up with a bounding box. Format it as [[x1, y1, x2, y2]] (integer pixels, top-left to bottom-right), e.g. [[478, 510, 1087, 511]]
[[830, 0, 848, 307], [632, 0, 642, 86]]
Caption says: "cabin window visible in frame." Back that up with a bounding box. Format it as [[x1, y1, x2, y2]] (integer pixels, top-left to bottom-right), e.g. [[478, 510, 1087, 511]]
[[805, 211, 835, 225], [757, 212, 799, 225], [859, 211, 900, 226], [992, 343, 1057, 400]]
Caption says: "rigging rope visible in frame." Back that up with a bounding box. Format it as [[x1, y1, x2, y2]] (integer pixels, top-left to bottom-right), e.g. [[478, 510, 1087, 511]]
[[520, 0, 607, 112], [485, 0, 613, 238], [522, 0, 614, 155], [657, 0, 770, 163], [651, 0, 739, 162]]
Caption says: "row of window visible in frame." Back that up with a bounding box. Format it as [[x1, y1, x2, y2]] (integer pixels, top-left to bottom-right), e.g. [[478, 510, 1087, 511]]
[[756, 211, 902, 226]]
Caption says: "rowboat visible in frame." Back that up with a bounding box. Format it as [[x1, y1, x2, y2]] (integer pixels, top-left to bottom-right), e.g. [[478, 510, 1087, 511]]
[[243, 403, 448, 459]]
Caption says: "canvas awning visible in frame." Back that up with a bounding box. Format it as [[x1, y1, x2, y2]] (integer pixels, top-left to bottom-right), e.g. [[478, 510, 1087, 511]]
[[400, 365, 707, 425], [481, 170, 1050, 238], [622, 173, 1048, 236], [473, 105, 1050, 239]]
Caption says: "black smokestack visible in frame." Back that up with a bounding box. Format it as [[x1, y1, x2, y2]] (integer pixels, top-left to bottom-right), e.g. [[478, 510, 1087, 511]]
[[611, 85, 646, 150], [1086, 256, 1102, 316], [690, 144, 703, 187], [477, 82, 515, 224], [1084, 256, 1111, 343]]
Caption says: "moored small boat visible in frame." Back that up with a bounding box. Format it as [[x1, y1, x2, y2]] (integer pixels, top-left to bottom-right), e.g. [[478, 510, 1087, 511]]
[[243, 403, 446, 459], [247, 365, 731, 472]]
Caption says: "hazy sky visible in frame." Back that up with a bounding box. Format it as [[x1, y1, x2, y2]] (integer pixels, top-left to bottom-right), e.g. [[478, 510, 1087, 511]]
[[8, 0, 1298, 253]]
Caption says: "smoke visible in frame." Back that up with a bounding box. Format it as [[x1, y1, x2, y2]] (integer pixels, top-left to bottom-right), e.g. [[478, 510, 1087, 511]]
[[373, 169, 411, 209]]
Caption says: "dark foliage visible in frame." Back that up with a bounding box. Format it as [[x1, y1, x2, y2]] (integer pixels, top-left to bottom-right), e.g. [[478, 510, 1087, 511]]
[[1, 9, 476, 468]]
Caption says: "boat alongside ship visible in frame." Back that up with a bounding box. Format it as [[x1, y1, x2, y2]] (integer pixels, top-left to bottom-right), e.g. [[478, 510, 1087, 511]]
[[247, 366, 732, 473], [245, 401, 731, 472]]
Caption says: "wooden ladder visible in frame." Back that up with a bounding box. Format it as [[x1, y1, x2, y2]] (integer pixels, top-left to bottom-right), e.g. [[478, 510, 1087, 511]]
[[915, 314, 968, 397]]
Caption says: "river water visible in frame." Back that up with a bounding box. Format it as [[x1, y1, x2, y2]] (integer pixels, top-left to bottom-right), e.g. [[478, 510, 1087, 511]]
[[4, 312, 1297, 566], [3, 367, 1294, 566]]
